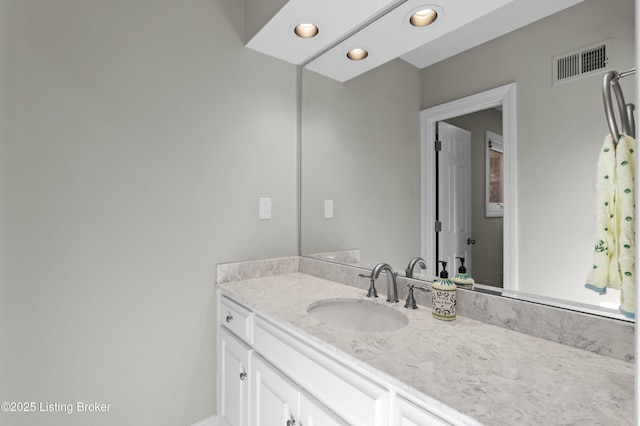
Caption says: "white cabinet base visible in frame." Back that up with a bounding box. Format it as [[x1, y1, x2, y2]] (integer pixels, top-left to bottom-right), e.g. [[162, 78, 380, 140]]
[[218, 290, 467, 426]]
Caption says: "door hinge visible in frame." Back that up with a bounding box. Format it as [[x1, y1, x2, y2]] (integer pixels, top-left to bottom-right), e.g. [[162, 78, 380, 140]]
[[434, 140, 442, 151], [435, 221, 442, 232]]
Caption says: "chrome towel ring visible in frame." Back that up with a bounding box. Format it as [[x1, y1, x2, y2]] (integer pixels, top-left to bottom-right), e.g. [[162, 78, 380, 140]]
[[603, 68, 636, 141]]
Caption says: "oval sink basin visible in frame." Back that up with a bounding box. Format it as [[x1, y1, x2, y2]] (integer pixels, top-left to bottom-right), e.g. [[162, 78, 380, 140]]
[[307, 299, 408, 332]]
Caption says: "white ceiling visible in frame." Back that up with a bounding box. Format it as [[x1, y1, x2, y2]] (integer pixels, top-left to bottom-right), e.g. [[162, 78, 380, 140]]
[[246, 0, 586, 82], [245, 0, 405, 66], [400, 0, 586, 69]]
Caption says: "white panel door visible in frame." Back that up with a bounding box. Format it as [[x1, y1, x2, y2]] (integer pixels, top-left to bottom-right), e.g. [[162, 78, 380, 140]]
[[250, 353, 300, 426], [437, 122, 472, 274], [219, 328, 251, 426]]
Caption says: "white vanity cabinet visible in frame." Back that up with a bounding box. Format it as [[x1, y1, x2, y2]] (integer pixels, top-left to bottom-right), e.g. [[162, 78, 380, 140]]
[[218, 291, 466, 426], [252, 316, 389, 426], [218, 296, 254, 426], [250, 352, 348, 426], [219, 328, 251, 426]]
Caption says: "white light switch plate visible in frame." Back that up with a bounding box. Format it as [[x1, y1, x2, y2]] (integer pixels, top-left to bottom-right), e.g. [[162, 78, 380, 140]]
[[324, 200, 333, 219], [259, 197, 271, 220]]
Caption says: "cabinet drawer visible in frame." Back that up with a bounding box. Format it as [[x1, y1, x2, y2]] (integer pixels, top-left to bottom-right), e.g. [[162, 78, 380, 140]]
[[220, 296, 254, 344]]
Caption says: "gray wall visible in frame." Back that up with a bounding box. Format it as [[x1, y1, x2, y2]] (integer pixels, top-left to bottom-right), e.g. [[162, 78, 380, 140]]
[[301, 59, 422, 269], [421, 0, 635, 305], [0, 1, 297, 425]]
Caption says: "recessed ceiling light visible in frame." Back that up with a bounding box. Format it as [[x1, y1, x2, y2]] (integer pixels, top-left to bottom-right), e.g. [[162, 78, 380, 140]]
[[346, 48, 368, 61], [294, 23, 319, 38], [410, 9, 438, 27]]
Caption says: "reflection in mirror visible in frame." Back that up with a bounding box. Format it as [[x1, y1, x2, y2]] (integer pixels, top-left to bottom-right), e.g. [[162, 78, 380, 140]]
[[301, 0, 635, 320], [301, 59, 421, 270], [485, 130, 504, 219], [441, 111, 504, 288], [419, 83, 515, 292]]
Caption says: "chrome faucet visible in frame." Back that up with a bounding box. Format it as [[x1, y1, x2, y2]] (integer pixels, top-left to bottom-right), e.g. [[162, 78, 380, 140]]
[[405, 256, 427, 279], [367, 263, 399, 303]]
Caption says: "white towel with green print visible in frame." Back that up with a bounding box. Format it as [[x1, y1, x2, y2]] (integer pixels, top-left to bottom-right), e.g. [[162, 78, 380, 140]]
[[585, 134, 636, 318], [616, 134, 635, 317], [585, 135, 620, 293]]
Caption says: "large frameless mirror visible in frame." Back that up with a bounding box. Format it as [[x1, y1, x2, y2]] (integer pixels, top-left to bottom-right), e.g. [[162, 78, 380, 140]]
[[300, 0, 636, 320]]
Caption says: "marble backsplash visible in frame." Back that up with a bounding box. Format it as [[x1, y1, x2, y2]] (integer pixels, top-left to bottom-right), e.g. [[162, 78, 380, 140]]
[[304, 249, 361, 265], [216, 256, 635, 362], [216, 256, 299, 283]]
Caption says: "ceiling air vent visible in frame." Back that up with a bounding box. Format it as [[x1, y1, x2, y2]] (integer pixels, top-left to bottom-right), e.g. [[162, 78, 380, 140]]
[[552, 39, 611, 85]]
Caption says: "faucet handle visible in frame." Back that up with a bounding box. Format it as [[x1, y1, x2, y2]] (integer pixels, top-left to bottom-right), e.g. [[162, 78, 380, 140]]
[[406, 283, 429, 292], [358, 273, 379, 298], [404, 283, 430, 309], [405, 286, 418, 309], [366, 279, 378, 298]]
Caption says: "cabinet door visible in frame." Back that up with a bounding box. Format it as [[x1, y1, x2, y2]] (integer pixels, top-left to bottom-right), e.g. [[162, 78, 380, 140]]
[[219, 328, 251, 426], [300, 390, 349, 426], [250, 353, 300, 426]]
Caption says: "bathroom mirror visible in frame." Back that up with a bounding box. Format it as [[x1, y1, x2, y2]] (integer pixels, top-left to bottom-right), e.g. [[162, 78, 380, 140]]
[[300, 0, 636, 319]]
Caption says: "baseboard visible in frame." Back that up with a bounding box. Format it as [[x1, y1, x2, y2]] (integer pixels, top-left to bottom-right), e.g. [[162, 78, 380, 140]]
[[191, 415, 218, 426]]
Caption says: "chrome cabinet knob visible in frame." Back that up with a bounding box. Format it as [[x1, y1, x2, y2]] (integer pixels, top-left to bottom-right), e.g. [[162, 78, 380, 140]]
[[286, 417, 296, 426], [239, 371, 247, 381], [226, 314, 233, 323]]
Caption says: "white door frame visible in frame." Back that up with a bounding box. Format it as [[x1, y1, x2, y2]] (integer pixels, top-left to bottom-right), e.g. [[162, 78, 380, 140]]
[[420, 83, 518, 290]]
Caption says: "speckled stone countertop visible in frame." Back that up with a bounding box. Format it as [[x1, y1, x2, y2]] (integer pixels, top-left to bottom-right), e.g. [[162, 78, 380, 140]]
[[218, 272, 635, 426]]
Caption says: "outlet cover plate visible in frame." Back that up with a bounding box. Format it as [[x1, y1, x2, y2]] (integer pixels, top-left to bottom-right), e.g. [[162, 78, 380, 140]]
[[259, 197, 272, 220]]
